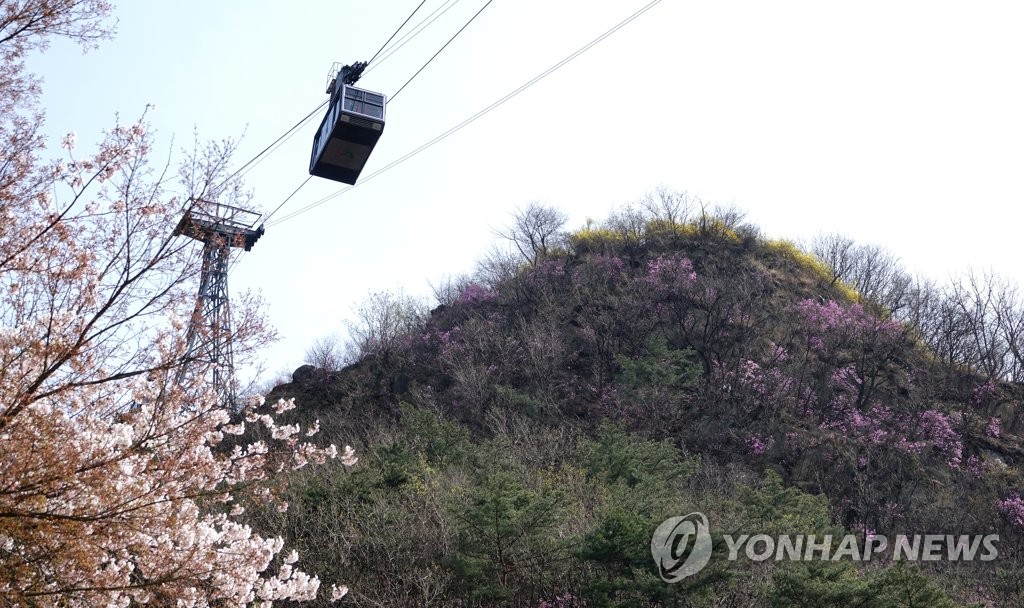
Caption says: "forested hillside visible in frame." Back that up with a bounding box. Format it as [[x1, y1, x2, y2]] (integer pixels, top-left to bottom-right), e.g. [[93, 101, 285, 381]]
[[247, 194, 1024, 606]]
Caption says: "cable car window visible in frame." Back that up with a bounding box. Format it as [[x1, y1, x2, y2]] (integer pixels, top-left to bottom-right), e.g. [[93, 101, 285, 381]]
[[362, 102, 383, 119], [340, 87, 384, 119]]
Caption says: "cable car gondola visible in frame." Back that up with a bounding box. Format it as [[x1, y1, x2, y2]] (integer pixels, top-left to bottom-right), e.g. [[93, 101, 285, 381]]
[[309, 62, 386, 185]]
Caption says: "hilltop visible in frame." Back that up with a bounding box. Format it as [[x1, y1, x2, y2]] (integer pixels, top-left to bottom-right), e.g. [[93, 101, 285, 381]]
[[250, 195, 1024, 607]]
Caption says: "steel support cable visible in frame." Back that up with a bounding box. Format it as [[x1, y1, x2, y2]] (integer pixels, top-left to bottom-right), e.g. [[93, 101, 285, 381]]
[[205, 98, 323, 257], [258, 0, 493, 226], [233, 102, 327, 183], [216, 100, 328, 193], [389, 0, 496, 102], [216, 1, 428, 201], [266, 0, 663, 228], [367, 0, 428, 66], [215, 4, 435, 275], [261, 176, 314, 225], [364, 0, 463, 76]]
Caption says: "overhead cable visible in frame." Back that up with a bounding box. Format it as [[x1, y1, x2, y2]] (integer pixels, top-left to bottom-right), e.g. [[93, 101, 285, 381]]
[[367, 0, 429, 66], [389, 0, 496, 102], [364, 0, 464, 76], [267, 0, 663, 227]]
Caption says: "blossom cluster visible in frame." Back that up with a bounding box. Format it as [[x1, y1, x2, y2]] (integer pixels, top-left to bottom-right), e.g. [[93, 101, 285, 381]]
[[736, 358, 795, 399], [998, 495, 1024, 529], [0, 387, 352, 606], [523, 259, 567, 286], [821, 402, 894, 446], [905, 409, 963, 468], [972, 380, 997, 406], [796, 299, 904, 352], [456, 282, 496, 304], [746, 433, 775, 456], [642, 254, 697, 296]]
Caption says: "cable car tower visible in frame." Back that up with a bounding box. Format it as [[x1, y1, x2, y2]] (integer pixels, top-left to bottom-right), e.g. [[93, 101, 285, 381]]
[[173, 199, 264, 410]]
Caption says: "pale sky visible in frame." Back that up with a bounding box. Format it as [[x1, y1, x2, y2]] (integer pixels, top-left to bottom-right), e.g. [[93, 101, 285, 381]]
[[28, 1, 1024, 381]]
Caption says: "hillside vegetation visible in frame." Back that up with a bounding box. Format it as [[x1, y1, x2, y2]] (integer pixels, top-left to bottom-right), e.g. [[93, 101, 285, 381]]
[[249, 194, 1024, 606]]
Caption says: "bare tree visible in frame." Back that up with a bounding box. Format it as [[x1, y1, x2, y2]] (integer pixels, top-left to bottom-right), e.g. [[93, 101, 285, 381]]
[[304, 333, 348, 371], [943, 270, 1024, 381], [930, 289, 976, 371], [604, 203, 648, 261], [346, 290, 427, 359], [811, 234, 911, 313], [689, 200, 749, 242], [995, 282, 1024, 382], [248, 367, 293, 396], [847, 244, 910, 312], [475, 244, 522, 289], [638, 186, 694, 226], [710, 202, 749, 232], [495, 202, 567, 266], [812, 233, 857, 287], [430, 274, 478, 307], [900, 275, 942, 339], [910, 270, 1024, 382]]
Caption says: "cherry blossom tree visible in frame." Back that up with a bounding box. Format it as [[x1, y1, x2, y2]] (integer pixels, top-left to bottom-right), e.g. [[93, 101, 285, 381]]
[[0, 1, 351, 605]]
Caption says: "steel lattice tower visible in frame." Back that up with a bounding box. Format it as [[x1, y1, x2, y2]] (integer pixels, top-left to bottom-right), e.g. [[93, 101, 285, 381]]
[[173, 200, 264, 410]]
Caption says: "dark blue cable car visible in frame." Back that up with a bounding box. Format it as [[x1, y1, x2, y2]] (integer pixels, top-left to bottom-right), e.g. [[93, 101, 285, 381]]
[[310, 62, 386, 185]]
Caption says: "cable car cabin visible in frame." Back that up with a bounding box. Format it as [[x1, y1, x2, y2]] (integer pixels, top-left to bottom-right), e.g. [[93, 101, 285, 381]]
[[309, 82, 386, 185]]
